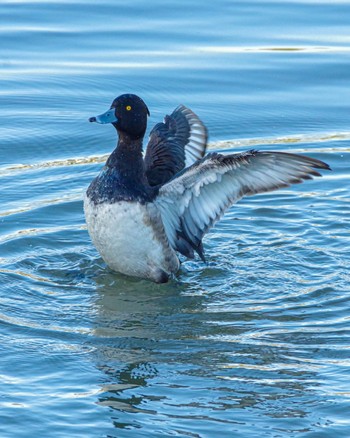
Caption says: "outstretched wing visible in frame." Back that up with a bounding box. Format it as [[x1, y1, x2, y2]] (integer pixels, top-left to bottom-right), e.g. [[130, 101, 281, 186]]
[[144, 105, 207, 186], [155, 150, 330, 260]]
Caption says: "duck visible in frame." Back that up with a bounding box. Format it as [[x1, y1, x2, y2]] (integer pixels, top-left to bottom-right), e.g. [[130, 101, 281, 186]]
[[84, 93, 330, 283]]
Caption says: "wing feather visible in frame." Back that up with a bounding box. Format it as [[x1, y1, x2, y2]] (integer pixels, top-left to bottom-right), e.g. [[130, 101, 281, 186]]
[[155, 150, 330, 259], [144, 105, 207, 186]]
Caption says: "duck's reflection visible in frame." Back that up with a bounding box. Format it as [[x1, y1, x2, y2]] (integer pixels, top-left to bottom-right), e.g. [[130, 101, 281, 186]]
[[88, 267, 319, 433], [89, 268, 209, 425]]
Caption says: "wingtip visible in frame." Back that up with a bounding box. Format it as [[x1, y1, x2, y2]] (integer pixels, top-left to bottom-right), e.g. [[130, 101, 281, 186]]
[[308, 156, 331, 171], [262, 151, 331, 173], [197, 244, 206, 263], [312, 159, 331, 173]]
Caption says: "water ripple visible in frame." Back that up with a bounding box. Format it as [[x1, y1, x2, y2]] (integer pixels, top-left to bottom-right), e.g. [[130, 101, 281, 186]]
[[1, 0, 350, 435]]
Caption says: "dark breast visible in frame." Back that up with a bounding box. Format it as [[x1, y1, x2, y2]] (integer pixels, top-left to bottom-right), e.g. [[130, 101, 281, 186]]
[[86, 167, 157, 205]]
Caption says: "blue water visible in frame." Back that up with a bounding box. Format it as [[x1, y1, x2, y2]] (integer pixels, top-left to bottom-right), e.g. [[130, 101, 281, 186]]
[[1, 1, 350, 436]]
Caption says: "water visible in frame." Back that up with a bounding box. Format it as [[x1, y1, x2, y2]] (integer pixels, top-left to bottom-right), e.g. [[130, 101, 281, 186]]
[[1, 0, 349, 436]]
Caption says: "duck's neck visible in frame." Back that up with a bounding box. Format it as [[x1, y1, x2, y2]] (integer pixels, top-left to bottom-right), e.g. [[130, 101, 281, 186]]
[[106, 132, 146, 183]]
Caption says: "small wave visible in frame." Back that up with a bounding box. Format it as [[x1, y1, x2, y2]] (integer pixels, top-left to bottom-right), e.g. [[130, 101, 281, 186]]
[[196, 45, 350, 54], [0, 130, 347, 178], [214, 131, 350, 152], [0, 155, 108, 177]]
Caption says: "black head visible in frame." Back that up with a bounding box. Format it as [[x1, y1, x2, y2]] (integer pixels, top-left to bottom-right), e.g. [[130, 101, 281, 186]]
[[89, 94, 150, 140]]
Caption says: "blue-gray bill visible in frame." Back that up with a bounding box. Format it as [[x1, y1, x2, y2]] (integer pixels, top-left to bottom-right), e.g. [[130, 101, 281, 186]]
[[89, 108, 117, 124]]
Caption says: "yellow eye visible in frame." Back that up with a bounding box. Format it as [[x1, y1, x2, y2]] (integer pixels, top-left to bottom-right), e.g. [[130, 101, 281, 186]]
[[126, 105, 132, 111]]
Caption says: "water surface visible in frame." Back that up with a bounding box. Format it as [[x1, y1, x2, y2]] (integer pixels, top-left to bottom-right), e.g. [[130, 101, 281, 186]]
[[1, 1, 350, 437]]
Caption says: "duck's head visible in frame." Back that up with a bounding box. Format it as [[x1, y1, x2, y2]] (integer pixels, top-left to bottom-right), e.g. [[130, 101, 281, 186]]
[[89, 94, 150, 140]]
